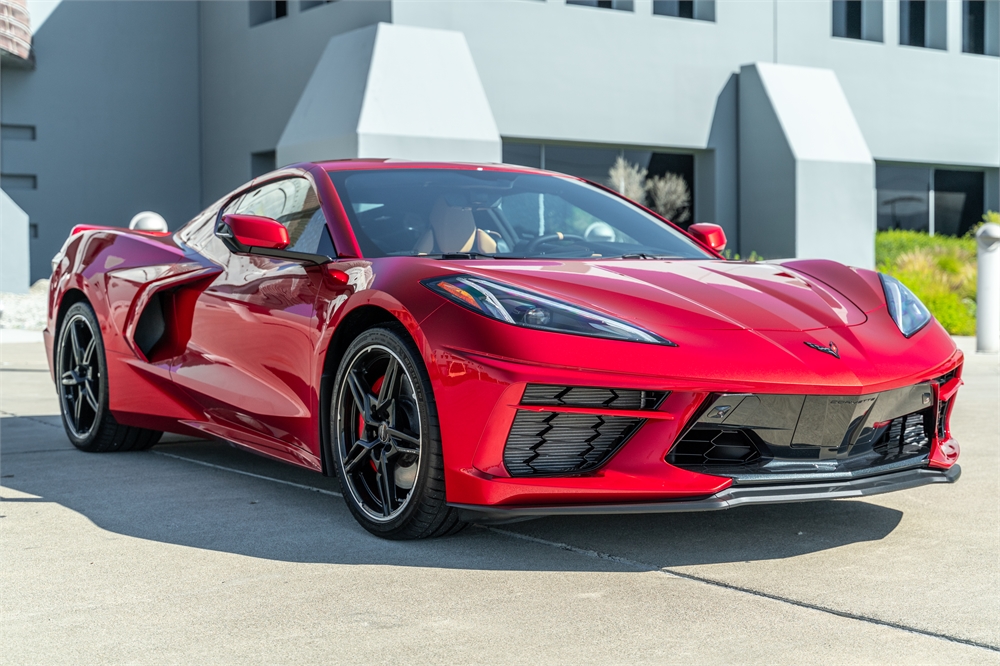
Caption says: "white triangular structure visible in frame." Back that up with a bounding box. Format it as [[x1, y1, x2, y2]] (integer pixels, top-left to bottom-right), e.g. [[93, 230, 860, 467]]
[[1, 189, 31, 293], [739, 63, 875, 268], [278, 23, 500, 166]]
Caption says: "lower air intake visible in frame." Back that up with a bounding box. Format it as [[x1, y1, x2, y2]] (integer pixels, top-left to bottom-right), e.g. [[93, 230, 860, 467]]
[[504, 411, 643, 477], [666, 428, 762, 468], [874, 411, 931, 458]]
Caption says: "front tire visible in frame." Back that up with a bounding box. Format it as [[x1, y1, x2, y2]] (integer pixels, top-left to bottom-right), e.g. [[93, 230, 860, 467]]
[[56, 301, 162, 452], [332, 325, 465, 539]]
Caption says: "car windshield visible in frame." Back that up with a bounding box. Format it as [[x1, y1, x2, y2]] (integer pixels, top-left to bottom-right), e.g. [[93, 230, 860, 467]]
[[325, 168, 713, 260]]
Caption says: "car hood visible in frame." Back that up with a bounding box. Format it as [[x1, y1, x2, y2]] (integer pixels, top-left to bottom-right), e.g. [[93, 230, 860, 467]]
[[466, 259, 872, 333]]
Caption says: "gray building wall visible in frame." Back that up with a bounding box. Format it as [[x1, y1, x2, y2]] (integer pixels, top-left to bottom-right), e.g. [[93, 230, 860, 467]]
[[197, 0, 391, 204], [1, 0, 201, 282]]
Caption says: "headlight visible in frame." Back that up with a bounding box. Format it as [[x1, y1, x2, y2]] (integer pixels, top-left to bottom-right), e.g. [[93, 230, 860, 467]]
[[423, 275, 677, 346], [879, 273, 931, 337]]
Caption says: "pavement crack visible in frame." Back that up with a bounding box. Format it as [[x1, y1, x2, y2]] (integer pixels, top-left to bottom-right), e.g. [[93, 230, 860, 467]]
[[485, 526, 1000, 654], [0, 414, 63, 429], [1, 449, 76, 455]]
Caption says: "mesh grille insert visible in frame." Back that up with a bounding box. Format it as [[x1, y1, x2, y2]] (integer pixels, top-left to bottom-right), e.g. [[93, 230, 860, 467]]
[[874, 411, 932, 458], [521, 384, 666, 410], [503, 411, 643, 477], [665, 428, 762, 468]]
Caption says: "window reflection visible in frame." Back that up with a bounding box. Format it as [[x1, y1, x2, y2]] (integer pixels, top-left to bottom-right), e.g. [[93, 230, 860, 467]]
[[876, 166, 930, 232]]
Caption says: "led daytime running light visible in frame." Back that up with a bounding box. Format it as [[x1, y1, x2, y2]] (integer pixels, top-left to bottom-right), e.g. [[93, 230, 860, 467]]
[[424, 275, 677, 346]]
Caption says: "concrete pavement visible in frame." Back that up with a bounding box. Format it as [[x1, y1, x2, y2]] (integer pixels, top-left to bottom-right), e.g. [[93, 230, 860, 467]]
[[1, 337, 998, 664]]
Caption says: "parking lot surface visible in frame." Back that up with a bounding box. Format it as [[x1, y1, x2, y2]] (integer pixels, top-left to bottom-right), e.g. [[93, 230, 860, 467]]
[[2, 337, 998, 664]]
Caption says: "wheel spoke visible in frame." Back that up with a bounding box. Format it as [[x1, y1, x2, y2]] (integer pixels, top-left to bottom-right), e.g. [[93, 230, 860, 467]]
[[82, 337, 97, 366], [346, 370, 373, 423], [377, 451, 394, 517], [73, 386, 83, 424], [61, 371, 79, 386], [83, 381, 100, 412], [343, 438, 377, 473], [70, 322, 84, 365], [375, 357, 399, 412], [388, 427, 419, 447]]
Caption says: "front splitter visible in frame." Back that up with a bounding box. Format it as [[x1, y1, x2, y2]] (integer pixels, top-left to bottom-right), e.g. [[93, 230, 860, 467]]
[[451, 465, 960, 524]]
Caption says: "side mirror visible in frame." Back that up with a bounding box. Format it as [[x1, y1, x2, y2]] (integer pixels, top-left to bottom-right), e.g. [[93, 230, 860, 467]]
[[688, 223, 727, 252], [219, 214, 289, 250]]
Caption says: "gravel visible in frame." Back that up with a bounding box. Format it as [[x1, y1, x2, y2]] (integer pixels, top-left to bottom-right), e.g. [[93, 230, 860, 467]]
[[0, 280, 50, 331]]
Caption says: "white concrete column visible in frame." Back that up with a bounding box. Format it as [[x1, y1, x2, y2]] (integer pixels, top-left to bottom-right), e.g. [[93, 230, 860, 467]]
[[976, 223, 1000, 353], [0, 190, 31, 294]]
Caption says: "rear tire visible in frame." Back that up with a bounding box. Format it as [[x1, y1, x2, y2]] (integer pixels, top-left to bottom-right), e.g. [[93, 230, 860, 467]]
[[332, 325, 466, 539], [56, 301, 163, 452]]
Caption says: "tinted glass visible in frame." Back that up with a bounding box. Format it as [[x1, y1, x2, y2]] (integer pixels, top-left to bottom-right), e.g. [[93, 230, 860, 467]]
[[876, 166, 930, 232], [231, 177, 331, 255], [326, 169, 711, 260]]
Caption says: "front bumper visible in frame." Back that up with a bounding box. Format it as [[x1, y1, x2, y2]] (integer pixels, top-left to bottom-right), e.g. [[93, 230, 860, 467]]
[[452, 464, 961, 523], [419, 297, 964, 508]]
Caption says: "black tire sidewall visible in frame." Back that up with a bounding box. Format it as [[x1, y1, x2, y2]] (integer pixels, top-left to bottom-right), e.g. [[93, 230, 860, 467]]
[[331, 326, 441, 537], [57, 302, 110, 449]]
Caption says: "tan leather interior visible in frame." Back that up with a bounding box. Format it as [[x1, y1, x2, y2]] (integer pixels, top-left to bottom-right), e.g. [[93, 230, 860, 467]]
[[413, 197, 497, 254]]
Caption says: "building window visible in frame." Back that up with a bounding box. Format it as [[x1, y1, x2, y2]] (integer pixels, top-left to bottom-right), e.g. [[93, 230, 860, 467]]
[[934, 170, 985, 236], [249, 1, 288, 27], [566, 1, 635, 12], [832, 1, 883, 41], [502, 141, 696, 227], [900, 0, 947, 49], [653, 1, 716, 21], [877, 166, 930, 232], [963, 1, 1000, 55], [301, 0, 335, 10], [0, 174, 37, 189], [1, 124, 35, 140], [876, 165, 985, 236], [251, 150, 277, 178]]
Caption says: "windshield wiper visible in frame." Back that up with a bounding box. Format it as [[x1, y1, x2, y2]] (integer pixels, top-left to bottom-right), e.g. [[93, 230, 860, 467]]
[[613, 253, 674, 260], [433, 252, 497, 260]]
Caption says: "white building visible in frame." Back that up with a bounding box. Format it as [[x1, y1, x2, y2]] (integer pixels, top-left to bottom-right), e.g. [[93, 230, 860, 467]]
[[2, 0, 998, 284]]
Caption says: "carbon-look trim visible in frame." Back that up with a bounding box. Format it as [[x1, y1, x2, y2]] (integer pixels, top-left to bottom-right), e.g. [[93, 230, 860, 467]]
[[452, 465, 960, 524]]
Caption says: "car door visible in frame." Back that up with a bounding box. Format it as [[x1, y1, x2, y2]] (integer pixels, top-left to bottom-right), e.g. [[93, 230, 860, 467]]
[[171, 174, 339, 469]]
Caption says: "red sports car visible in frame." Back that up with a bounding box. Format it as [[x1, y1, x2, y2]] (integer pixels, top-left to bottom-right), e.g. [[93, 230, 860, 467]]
[[45, 160, 962, 538]]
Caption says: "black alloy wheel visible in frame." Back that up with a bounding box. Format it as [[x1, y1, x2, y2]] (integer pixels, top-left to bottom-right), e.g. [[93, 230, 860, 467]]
[[332, 326, 465, 539], [58, 309, 102, 439], [56, 301, 162, 452]]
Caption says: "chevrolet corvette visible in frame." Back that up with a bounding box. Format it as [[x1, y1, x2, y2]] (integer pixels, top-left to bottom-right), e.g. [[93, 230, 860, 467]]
[[46, 160, 962, 538]]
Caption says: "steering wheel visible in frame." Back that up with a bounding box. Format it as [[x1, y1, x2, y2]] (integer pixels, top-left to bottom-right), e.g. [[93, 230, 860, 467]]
[[526, 233, 588, 254]]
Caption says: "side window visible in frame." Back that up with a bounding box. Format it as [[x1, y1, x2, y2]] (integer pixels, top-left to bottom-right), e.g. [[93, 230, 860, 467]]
[[226, 177, 334, 256], [179, 205, 230, 264]]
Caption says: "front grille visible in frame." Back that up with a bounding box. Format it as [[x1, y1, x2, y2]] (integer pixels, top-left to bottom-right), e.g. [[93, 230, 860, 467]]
[[520, 384, 666, 410], [666, 386, 936, 482], [504, 411, 643, 476], [666, 428, 762, 468], [873, 411, 931, 458]]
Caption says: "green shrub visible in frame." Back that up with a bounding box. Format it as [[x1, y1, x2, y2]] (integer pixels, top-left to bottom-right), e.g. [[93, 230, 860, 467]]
[[875, 229, 977, 336]]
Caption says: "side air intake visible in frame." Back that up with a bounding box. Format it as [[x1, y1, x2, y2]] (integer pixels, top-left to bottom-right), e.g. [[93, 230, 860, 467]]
[[502, 384, 665, 477]]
